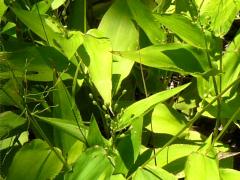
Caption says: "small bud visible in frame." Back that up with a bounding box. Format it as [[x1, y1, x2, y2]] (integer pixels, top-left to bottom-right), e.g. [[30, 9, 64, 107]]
[[122, 89, 127, 95], [92, 100, 97, 105], [113, 103, 118, 110], [89, 93, 93, 99], [105, 114, 110, 119], [102, 105, 107, 111]]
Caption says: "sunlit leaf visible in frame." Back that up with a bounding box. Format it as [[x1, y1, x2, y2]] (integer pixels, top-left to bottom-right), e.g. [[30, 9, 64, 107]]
[[83, 29, 112, 105], [196, 0, 240, 36], [147, 103, 188, 136], [220, 168, 240, 180], [117, 83, 190, 130], [99, 0, 139, 94]]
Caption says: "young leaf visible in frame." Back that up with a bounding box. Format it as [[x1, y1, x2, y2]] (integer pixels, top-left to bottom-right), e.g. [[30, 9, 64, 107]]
[[154, 14, 206, 48], [127, 0, 165, 44], [83, 29, 112, 105], [117, 83, 190, 131], [7, 139, 63, 180], [66, 147, 114, 180]]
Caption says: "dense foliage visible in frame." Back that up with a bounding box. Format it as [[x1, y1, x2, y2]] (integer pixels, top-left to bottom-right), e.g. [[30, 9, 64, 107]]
[[1, 0, 240, 179]]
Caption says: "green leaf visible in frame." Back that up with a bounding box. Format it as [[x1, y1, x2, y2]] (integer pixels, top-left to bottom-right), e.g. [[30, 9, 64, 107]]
[[145, 144, 200, 174], [83, 29, 112, 105], [51, 0, 66, 10], [197, 0, 240, 36], [31, 0, 51, 14], [99, 0, 139, 94], [220, 168, 240, 180], [0, 46, 76, 81], [0, 111, 26, 139], [87, 116, 107, 147], [127, 0, 165, 44], [66, 147, 114, 180], [36, 115, 88, 143], [147, 103, 187, 136], [113, 44, 210, 76], [7, 139, 63, 180], [154, 14, 206, 48], [53, 78, 83, 153], [133, 165, 177, 180], [115, 117, 143, 175], [185, 152, 220, 180], [11, 7, 83, 59], [117, 83, 190, 130], [0, 0, 7, 21]]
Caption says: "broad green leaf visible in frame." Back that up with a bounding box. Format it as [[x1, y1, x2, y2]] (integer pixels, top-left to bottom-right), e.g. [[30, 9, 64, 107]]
[[53, 78, 83, 153], [220, 168, 240, 180], [221, 31, 240, 93], [7, 139, 63, 180], [87, 116, 107, 147], [66, 147, 114, 180], [0, 46, 76, 81], [133, 165, 177, 180], [0, 111, 26, 139], [197, 0, 240, 36], [83, 29, 112, 105], [11, 7, 83, 59], [0, 0, 7, 21], [99, 0, 139, 94], [127, 0, 165, 44], [113, 44, 210, 76], [147, 103, 187, 136], [36, 115, 88, 143], [51, 0, 66, 10], [154, 14, 206, 48], [117, 83, 190, 130], [185, 152, 220, 180]]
